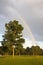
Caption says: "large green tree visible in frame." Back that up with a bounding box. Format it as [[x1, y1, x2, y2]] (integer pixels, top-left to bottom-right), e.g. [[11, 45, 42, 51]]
[[2, 20, 25, 55], [31, 46, 42, 55]]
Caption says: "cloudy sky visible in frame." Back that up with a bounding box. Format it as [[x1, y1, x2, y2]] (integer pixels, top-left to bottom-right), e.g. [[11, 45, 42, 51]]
[[0, 0, 43, 48]]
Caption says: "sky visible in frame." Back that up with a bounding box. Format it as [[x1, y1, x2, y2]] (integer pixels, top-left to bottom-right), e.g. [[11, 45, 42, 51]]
[[0, 0, 43, 48]]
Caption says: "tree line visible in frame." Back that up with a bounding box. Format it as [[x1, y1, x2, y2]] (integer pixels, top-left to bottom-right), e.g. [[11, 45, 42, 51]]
[[0, 20, 43, 56], [0, 46, 43, 55]]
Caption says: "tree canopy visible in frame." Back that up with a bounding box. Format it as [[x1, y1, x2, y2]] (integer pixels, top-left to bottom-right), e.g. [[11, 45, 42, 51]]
[[2, 20, 25, 55]]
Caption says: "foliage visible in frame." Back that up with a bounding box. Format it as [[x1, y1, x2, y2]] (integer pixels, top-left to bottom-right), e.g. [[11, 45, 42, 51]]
[[31, 46, 42, 55], [1, 20, 25, 55], [0, 45, 43, 55], [1, 20, 43, 56]]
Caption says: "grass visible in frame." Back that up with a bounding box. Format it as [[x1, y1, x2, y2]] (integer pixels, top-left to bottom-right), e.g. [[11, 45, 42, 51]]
[[0, 55, 43, 65]]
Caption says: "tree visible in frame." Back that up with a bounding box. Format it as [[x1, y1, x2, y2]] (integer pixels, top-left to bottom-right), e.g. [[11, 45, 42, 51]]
[[31, 46, 42, 55], [25, 47, 30, 55], [2, 20, 25, 55], [0, 46, 3, 55]]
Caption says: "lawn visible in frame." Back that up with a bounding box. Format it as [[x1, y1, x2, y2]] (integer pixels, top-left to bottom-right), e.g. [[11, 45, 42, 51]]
[[0, 56, 43, 65]]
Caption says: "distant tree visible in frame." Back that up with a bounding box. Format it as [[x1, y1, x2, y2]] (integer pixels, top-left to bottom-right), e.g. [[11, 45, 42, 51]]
[[15, 47, 25, 55], [20, 48, 26, 55], [0, 46, 3, 55], [40, 49, 43, 55], [31, 46, 42, 55], [2, 20, 25, 55], [35, 46, 41, 55], [25, 47, 30, 55]]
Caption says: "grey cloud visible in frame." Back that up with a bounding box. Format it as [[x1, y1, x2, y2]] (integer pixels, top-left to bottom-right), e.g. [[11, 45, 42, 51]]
[[0, 0, 43, 41]]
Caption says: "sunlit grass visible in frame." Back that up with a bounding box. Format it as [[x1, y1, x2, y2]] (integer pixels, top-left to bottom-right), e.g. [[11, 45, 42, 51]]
[[0, 56, 43, 65]]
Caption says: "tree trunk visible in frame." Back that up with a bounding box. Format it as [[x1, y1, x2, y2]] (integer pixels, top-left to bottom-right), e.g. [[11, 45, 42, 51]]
[[13, 47, 14, 56]]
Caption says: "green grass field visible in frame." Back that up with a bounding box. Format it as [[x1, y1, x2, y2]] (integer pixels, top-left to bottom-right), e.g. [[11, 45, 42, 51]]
[[0, 56, 43, 65]]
